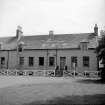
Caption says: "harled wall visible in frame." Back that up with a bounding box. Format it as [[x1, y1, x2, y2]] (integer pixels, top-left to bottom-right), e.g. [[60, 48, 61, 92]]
[[0, 49, 97, 72]]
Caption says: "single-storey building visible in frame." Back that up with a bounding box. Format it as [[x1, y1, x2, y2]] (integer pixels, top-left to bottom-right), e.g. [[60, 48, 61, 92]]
[[0, 25, 99, 76]]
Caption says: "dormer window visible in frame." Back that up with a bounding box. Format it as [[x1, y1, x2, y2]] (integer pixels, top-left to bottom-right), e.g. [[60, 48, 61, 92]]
[[18, 44, 22, 52], [80, 39, 88, 51], [17, 42, 24, 52], [81, 43, 88, 50]]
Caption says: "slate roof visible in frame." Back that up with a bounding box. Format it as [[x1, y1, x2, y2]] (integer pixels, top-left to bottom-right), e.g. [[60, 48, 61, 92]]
[[0, 32, 97, 50]]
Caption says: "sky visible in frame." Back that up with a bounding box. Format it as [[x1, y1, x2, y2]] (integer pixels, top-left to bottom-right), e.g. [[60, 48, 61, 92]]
[[0, 0, 105, 37]]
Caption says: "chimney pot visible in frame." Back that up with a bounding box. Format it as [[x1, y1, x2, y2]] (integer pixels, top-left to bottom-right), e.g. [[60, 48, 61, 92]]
[[49, 30, 54, 35], [17, 25, 22, 31]]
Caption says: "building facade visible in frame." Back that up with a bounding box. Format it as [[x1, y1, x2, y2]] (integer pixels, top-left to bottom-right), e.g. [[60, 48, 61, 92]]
[[0, 25, 99, 76]]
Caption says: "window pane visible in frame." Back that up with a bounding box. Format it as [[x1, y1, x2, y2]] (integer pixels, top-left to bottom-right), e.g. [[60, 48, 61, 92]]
[[83, 56, 89, 67], [19, 57, 24, 65], [49, 57, 55, 66], [39, 57, 44, 66], [29, 57, 34, 66], [1, 57, 5, 65]]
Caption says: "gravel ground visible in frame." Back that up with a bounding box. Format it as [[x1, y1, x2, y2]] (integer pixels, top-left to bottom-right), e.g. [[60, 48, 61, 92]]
[[0, 76, 105, 105]]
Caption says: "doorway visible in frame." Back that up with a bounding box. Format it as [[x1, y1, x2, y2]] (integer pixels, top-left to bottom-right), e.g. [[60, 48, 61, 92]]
[[60, 57, 66, 76]]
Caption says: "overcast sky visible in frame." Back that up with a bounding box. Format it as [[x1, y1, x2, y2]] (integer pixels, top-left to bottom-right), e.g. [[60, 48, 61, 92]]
[[0, 0, 105, 37]]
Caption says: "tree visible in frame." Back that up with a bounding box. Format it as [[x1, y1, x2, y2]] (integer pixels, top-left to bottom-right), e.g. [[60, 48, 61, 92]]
[[96, 29, 105, 81]]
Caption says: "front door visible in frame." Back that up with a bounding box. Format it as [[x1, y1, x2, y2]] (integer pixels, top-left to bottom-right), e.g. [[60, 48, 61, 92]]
[[60, 57, 66, 76]]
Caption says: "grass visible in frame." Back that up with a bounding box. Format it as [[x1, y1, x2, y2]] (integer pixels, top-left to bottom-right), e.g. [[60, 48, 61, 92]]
[[23, 94, 105, 105], [0, 77, 105, 105]]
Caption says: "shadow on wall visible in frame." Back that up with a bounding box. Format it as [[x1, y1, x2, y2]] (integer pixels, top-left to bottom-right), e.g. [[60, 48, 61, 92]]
[[23, 94, 105, 105]]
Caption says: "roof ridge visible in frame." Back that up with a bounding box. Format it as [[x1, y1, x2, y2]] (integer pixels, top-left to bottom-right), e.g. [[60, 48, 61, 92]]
[[24, 32, 94, 37], [0, 36, 16, 39]]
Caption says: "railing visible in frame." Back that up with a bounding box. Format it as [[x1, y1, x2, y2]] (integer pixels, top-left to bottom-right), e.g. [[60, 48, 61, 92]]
[[63, 70, 101, 78], [0, 69, 55, 77], [0, 69, 101, 78]]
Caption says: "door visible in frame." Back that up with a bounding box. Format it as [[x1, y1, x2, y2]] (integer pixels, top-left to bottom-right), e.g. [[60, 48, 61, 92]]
[[71, 56, 77, 70], [60, 57, 66, 76]]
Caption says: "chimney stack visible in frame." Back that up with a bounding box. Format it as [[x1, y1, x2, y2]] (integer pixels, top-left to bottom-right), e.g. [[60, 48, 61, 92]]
[[94, 24, 98, 36], [49, 30, 54, 40], [16, 25, 23, 40]]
